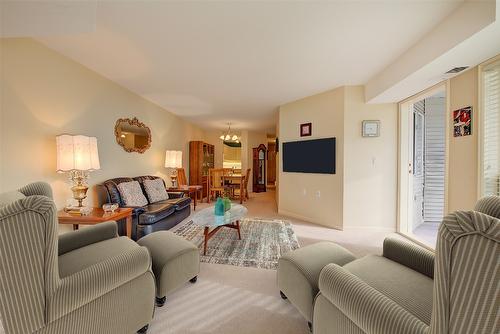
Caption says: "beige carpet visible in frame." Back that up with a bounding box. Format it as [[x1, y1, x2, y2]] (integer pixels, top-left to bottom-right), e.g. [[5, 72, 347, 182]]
[[0, 191, 392, 334]]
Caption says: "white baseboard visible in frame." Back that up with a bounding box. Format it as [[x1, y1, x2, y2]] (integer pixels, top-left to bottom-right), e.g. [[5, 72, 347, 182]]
[[278, 209, 396, 233], [342, 226, 396, 233], [278, 209, 342, 230]]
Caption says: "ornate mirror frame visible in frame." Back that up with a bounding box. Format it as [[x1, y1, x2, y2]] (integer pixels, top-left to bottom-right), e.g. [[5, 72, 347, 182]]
[[114, 117, 152, 154]]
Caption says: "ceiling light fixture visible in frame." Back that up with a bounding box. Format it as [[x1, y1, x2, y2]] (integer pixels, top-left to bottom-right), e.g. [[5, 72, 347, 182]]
[[219, 123, 240, 143]]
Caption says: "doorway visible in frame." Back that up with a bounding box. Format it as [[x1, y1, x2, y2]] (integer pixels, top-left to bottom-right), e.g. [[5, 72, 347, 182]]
[[222, 141, 242, 170], [267, 139, 277, 187], [399, 86, 447, 248]]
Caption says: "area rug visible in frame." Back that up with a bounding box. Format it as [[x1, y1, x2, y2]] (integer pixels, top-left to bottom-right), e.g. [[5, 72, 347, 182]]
[[171, 218, 300, 270]]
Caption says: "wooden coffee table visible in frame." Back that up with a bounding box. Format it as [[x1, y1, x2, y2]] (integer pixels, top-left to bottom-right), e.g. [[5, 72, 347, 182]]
[[168, 185, 203, 210], [191, 204, 248, 255], [58, 207, 133, 238]]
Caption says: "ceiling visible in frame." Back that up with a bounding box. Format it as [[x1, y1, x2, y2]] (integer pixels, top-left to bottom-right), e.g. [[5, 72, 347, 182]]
[[2, 0, 467, 132]]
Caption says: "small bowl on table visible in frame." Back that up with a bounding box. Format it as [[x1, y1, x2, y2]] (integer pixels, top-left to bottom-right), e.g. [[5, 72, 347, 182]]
[[102, 203, 119, 213]]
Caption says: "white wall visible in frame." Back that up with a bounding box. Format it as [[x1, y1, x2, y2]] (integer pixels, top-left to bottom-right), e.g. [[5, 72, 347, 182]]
[[1, 38, 205, 208], [278, 87, 345, 229], [343, 86, 397, 231]]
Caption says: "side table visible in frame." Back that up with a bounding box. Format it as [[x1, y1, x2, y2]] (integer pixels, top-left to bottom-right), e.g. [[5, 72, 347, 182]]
[[58, 207, 134, 238], [168, 185, 203, 210]]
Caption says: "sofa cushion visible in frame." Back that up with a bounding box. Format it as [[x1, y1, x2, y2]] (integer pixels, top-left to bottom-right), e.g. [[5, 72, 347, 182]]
[[143, 178, 169, 203], [0, 191, 26, 208], [343, 254, 433, 325], [139, 202, 176, 225], [58, 236, 139, 278], [117, 181, 148, 207], [102, 177, 134, 206]]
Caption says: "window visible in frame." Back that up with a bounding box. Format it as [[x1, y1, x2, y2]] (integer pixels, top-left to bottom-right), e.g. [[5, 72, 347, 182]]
[[481, 60, 500, 196]]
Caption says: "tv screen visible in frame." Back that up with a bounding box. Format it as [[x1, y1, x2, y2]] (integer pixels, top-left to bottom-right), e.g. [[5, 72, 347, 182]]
[[283, 138, 336, 174]]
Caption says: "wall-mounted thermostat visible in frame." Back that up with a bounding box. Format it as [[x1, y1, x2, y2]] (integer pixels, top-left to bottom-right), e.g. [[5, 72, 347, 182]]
[[362, 120, 380, 137]]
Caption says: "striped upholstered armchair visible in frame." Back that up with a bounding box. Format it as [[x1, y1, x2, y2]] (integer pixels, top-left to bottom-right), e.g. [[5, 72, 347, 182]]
[[0, 182, 156, 334], [314, 196, 500, 334]]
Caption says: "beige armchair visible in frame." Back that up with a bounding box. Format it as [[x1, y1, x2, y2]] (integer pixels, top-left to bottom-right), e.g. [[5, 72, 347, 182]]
[[0, 182, 155, 334], [314, 196, 500, 334]]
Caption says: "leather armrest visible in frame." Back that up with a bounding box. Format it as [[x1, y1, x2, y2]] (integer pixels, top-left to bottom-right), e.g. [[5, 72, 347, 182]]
[[123, 206, 146, 216], [167, 192, 185, 199]]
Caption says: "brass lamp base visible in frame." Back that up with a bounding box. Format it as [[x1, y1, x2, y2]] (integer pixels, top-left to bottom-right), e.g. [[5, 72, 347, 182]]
[[71, 184, 89, 207], [69, 170, 89, 207], [170, 175, 178, 188]]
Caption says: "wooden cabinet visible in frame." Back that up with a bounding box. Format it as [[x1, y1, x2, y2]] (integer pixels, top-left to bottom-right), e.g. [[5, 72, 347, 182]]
[[253, 144, 267, 193], [189, 141, 215, 198]]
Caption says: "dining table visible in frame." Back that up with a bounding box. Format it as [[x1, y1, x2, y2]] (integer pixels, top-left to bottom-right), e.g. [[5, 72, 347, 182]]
[[225, 173, 246, 204]]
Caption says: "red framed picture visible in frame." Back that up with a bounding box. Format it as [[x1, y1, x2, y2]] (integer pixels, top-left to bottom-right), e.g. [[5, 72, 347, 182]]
[[300, 123, 312, 137], [453, 106, 472, 137]]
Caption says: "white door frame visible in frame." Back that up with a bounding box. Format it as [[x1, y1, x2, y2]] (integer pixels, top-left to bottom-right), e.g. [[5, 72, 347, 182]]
[[397, 83, 449, 245]]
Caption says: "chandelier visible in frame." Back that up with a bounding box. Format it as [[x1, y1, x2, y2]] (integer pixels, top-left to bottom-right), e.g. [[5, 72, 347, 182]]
[[219, 123, 239, 143]]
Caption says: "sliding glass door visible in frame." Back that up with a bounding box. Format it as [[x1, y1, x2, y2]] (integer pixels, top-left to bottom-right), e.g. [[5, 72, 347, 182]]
[[398, 85, 446, 248]]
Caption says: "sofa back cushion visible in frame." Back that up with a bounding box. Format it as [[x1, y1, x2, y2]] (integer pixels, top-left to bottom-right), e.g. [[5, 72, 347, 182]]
[[117, 181, 148, 207], [102, 177, 135, 206], [143, 178, 169, 203]]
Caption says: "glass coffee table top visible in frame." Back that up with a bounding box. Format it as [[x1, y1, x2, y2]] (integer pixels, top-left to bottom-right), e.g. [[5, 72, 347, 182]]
[[192, 204, 248, 228]]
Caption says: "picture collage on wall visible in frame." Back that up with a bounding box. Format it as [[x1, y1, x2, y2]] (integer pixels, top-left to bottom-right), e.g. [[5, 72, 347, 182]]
[[453, 106, 472, 137]]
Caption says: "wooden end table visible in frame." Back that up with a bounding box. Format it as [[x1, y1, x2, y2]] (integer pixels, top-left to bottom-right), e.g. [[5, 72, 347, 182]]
[[168, 185, 203, 210], [58, 207, 134, 238]]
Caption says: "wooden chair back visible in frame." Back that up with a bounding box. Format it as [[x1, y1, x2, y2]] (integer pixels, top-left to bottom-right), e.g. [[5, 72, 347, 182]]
[[244, 168, 251, 198], [177, 168, 188, 186], [223, 168, 234, 176], [209, 168, 226, 189]]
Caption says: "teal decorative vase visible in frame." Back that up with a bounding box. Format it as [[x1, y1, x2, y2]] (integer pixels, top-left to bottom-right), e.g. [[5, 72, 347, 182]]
[[223, 197, 231, 212], [214, 197, 225, 216]]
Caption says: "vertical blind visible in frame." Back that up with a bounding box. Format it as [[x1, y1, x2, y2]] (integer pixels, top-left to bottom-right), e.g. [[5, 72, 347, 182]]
[[423, 97, 446, 222], [482, 60, 500, 196]]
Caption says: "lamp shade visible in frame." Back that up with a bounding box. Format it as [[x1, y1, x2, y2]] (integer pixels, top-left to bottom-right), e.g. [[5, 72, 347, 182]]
[[56, 135, 101, 172], [165, 150, 182, 168]]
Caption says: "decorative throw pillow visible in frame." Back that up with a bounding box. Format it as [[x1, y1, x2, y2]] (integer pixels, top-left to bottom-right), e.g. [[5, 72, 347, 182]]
[[143, 178, 169, 203], [117, 181, 148, 207]]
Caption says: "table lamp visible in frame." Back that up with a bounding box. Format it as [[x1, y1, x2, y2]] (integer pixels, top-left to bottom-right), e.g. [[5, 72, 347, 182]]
[[56, 134, 100, 210], [165, 150, 182, 187]]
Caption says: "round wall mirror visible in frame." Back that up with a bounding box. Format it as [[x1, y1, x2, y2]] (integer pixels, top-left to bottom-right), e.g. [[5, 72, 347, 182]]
[[114, 117, 152, 153]]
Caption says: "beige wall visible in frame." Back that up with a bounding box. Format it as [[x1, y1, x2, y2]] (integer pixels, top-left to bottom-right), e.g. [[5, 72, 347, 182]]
[[278, 87, 345, 229], [278, 86, 397, 230], [447, 67, 479, 211], [1, 38, 205, 208], [343, 86, 397, 230]]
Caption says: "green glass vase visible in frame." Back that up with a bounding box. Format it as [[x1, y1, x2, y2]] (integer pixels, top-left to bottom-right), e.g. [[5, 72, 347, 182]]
[[223, 197, 231, 212]]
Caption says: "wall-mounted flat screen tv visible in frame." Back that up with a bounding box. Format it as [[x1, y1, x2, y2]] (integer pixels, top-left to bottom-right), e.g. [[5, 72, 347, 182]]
[[283, 137, 336, 174]]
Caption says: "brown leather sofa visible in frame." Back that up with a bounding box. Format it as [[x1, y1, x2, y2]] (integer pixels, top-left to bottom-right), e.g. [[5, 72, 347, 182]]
[[101, 175, 191, 240]]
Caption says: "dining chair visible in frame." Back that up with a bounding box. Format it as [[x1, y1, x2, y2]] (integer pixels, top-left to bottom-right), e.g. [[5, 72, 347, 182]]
[[176, 168, 188, 186], [244, 168, 251, 200], [208, 168, 228, 203]]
